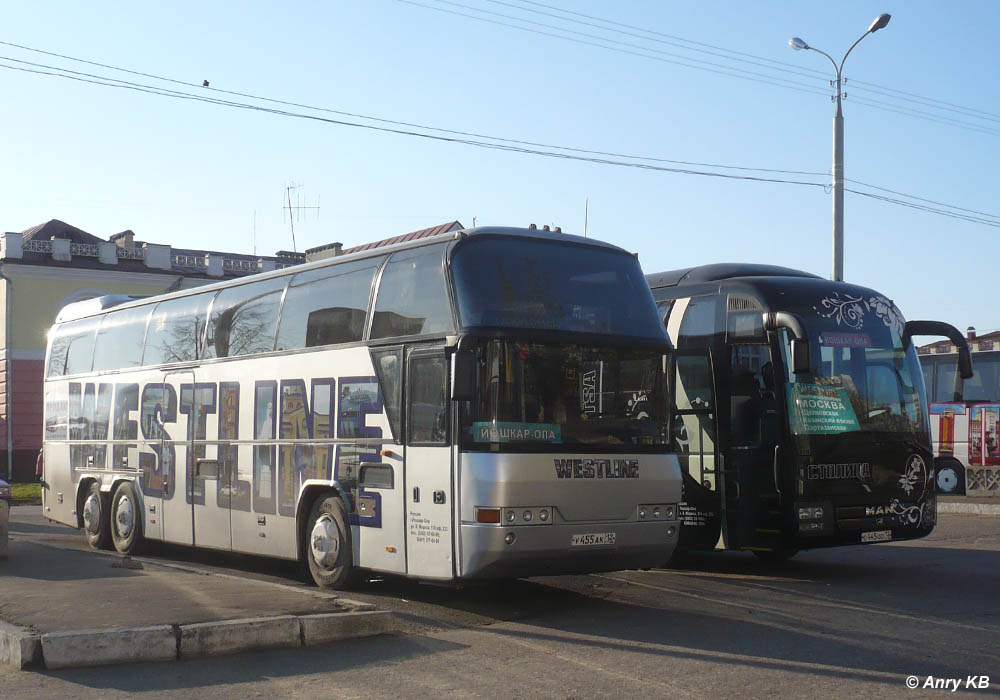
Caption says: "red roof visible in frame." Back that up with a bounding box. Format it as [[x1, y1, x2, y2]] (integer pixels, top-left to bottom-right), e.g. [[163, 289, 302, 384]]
[[341, 221, 463, 255]]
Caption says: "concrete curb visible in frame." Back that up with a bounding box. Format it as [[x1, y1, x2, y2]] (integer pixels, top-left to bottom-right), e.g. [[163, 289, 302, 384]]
[[179, 615, 301, 659], [301, 610, 394, 645], [1, 610, 396, 670], [42, 625, 177, 670], [0, 621, 42, 669], [938, 502, 1000, 516]]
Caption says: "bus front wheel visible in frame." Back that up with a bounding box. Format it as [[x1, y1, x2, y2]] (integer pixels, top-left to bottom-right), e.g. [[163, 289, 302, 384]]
[[305, 494, 357, 589], [110, 482, 144, 555], [82, 481, 111, 550]]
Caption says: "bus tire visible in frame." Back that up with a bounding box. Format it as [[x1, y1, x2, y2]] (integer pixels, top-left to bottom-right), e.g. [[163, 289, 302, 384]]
[[305, 494, 357, 590], [82, 481, 111, 550], [753, 548, 798, 562], [110, 482, 144, 555]]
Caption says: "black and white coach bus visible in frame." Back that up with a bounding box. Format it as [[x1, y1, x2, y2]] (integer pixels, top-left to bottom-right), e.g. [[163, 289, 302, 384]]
[[41, 226, 682, 588], [646, 263, 971, 560]]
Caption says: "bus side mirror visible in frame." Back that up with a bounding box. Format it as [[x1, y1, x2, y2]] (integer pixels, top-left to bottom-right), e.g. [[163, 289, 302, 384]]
[[903, 320, 974, 380], [958, 347, 974, 380], [451, 350, 476, 402], [791, 338, 810, 374]]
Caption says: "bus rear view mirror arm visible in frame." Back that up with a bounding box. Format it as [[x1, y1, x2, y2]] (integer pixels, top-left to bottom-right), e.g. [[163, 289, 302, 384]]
[[763, 312, 811, 374], [903, 320, 974, 380]]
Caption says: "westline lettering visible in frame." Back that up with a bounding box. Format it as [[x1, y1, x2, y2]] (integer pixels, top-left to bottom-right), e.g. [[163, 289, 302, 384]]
[[554, 458, 639, 479]]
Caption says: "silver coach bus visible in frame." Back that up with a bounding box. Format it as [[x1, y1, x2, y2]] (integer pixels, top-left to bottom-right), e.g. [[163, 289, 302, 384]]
[[42, 226, 682, 588]]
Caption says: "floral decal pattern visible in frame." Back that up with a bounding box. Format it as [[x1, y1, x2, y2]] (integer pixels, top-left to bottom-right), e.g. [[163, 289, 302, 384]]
[[898, 454, 926, 496], [814, 293, 905, 339]]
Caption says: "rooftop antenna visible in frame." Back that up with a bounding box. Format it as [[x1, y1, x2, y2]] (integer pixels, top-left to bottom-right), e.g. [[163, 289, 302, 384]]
[[584, 197, 589, 238], [282, 182, 320, 253], [252, 210, 257, 256]]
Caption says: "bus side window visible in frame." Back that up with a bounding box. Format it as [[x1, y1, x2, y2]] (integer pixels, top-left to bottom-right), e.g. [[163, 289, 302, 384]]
[[47, 318, 99, 377], [143, 293, 212, 366], [372, 349, 403, 441], [371, 245, 455, 340], [93, 307, 150, 372], [408, 355, 448, 445], [275, 256, 384, 351], [205, 277, 286, 359]]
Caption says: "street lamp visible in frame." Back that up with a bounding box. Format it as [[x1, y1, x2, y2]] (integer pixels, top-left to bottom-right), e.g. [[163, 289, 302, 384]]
[[789, 13, 891, 282]]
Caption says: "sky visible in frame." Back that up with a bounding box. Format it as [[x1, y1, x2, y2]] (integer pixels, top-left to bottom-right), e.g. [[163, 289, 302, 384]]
[[2, 1, 998, 336]]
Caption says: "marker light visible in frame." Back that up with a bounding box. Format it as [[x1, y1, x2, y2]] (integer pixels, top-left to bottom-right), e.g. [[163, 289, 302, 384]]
[[506, 510, 517, 523], [476, 507, 501, 524], [522, 510, 532, 522], [539, 509, 549, 522]]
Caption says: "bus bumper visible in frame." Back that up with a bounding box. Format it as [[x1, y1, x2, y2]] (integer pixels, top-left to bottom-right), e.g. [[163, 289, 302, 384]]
[[457, 520, 679, 580]]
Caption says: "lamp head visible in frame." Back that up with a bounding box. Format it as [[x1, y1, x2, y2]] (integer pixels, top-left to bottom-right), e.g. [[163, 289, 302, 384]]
[[868, 13, 891, 32], [789, 37, 809, 50]]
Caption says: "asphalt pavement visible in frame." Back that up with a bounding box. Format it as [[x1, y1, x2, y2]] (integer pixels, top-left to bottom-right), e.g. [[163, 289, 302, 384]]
[[1, 506, 998, 698]]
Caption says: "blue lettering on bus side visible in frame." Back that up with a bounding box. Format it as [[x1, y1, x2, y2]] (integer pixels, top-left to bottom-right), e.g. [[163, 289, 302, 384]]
[[64, 375, 387, 522], [218, 382, 250, 512], [179, 383, 218, 506], [335, 376, 383, 528], [139, 384, 177, 499], [253, 380, 278, 514], [112, 384, 138, 475], [68, 382, 112, 477]]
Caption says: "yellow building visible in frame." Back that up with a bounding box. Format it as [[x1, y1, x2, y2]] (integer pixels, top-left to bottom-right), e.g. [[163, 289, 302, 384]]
[[0, 219, 304, 480]]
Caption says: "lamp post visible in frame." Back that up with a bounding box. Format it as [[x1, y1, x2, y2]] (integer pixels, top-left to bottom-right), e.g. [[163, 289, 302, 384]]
[[789, 13, 891, 282]]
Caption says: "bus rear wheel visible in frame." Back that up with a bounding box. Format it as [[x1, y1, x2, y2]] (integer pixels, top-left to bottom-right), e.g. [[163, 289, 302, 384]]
[[305, 494, 357, 590], [110, 482, 144, 555], [82, 481, 111, 550]]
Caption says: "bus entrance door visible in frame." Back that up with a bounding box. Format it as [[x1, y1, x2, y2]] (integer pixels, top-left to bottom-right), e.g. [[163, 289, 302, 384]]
[[723, 346, 785, 553], [404, 348, 454, 580]]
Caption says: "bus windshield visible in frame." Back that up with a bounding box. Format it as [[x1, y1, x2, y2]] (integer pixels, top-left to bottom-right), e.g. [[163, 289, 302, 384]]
[[451, 237, 666, 341], [459, 340, 668, 451], [778, 300, 928, 438]]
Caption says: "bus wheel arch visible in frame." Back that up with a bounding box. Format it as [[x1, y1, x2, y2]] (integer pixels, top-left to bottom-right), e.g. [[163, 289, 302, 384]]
[[79, 479, 111, 550], [109, 480, 144, 555], [302, 490, 358, 589]]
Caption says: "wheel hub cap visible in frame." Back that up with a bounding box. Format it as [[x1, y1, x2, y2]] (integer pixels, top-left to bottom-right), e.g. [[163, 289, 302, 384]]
[[310, 514, 340, 569], [83, 494, 101, 535], [115, 495, 134, 539]]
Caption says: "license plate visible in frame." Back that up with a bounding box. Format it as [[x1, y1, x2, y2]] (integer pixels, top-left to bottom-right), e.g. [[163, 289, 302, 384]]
[[571, 532, 616, 546], [861, 529, 892, 543]]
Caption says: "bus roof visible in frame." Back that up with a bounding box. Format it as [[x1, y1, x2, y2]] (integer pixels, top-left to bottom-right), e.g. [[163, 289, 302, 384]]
[[645, 263, 821, 289], [54, 226, 634, 324]]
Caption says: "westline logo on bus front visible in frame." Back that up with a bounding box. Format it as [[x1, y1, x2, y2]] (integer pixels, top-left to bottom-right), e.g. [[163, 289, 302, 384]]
[[554, 458, 639, 479]]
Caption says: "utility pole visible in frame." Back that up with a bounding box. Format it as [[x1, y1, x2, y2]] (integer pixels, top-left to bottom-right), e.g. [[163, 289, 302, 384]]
[[789, 13, 891, 282]]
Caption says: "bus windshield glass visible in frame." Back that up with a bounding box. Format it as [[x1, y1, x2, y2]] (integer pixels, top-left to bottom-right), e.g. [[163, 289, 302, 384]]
[[779, 299, 928, 437], [459, 340, 668, 451], [451, 237, 666, 341]]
